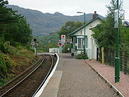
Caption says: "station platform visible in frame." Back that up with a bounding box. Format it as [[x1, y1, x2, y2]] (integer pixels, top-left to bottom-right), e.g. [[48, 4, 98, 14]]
[[86, 60, 129, 97], [40, 53, 120, 97]]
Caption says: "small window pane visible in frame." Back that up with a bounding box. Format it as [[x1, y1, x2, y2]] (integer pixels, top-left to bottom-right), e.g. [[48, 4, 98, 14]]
[[78, 38, 83, 49]]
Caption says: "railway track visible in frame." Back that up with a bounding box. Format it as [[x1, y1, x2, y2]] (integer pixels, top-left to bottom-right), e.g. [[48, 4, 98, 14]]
[[0, 54, 57, 97], [32, 54, 55, 97]]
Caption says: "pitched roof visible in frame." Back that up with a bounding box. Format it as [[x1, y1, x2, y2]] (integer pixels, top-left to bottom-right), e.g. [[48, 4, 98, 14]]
[[124, 21, 129, 27], [69, 17, 102, 36]]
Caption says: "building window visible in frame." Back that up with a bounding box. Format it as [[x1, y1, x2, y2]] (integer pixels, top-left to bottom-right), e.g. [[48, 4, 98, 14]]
[[73, 37, 77, 43], [77, 38, 83, 49]]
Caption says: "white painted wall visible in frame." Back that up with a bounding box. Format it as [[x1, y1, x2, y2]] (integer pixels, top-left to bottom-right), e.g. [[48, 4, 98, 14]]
[[73, 19, 101, 59]]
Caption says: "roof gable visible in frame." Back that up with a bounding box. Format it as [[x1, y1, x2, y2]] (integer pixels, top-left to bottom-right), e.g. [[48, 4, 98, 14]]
[[69, 17, 102, 36]]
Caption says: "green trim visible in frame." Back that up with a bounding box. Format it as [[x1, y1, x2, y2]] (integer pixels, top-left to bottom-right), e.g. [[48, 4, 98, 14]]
[[71, 35, 87, 37], [69, 17, 103, 36]]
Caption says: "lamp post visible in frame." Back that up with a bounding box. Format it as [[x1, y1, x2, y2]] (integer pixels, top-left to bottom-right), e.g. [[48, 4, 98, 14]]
[[77, 12, 86, 54], [114, 0, 120, 83]]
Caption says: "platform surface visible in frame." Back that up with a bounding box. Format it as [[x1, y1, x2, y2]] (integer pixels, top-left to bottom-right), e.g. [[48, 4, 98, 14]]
[[40, 53, 119, 97], [86, 59, 129, 97]]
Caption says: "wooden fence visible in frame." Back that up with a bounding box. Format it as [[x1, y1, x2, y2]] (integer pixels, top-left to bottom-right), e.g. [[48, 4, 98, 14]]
[[97, 48, 129, 74]]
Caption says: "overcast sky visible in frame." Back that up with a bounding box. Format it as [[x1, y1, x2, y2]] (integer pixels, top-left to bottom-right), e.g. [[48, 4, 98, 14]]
[[9, 0, 129, 20]]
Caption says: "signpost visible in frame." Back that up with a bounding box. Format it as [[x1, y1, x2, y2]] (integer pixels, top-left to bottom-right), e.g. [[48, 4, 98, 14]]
[[61, 35, 66, 45], [58, 35, 66, 53], [31, 38, 38, 56], [58, 40, 63, 53]]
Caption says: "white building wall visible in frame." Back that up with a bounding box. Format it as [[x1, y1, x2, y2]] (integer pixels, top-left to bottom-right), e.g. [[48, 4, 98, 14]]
[[74, 19, 101, 59]]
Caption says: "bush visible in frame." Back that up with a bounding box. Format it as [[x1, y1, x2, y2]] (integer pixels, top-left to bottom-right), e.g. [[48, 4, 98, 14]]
[[76, 53, 88, 59], [0, 41, 5, 52], [0, 41, 18, 55], [0, 79, 5, 86], [62, 44, 71, 53], [0, 53, 13, 79]]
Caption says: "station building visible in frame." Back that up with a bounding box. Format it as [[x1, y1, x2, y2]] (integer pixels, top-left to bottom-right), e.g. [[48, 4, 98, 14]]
[[69, 11, 102, 59]]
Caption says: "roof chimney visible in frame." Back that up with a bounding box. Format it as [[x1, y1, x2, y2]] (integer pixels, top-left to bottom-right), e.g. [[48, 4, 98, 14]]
[[93, 11, 98, 19]]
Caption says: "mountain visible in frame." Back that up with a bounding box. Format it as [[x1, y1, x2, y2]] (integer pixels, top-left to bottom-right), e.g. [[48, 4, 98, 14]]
[[7, 5, 104, 36]]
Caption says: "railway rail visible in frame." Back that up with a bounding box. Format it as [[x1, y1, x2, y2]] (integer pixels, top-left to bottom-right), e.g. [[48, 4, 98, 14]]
[[0, 54, 57, 97], [32, 54, 55, 97]]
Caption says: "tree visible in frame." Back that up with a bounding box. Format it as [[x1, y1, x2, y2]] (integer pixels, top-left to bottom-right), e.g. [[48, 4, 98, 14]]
[[92, 17, 116, 48], [6, 17, 32, 45], [120, 26, 129, 51], [58, 21, 83, 37], [92, 0, 123, 48], [0, 0, 32, 45]]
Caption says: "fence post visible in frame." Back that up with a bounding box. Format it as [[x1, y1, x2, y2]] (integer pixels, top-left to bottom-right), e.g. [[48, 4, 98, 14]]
[[109, 49, 112, 65], [97, 48, 99, 61], [124, 51, 127, 74], [120, 51, 123, 71], [99, 47, 102, 62], [101, 47, 104, 64]]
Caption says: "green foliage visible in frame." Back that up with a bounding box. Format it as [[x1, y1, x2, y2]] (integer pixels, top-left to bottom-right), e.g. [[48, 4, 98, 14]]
[[17, 48, 34, 59], [120, 27, 129, 51], [92, 19, 116, 48], [37, 33, 59, 52], [0, 41, 18, 55], [37, 22, 82, 52], [0, 1, 34, 83], [62, 44, 71, 53], [76, 53, 88, 59], [0, 53, 13, 79], [92, 0, 123, 49], [0, 79, 5, 86], [58, 21, 83, 37], [0, 0, 32, 46], [5, 18, 32, 45]]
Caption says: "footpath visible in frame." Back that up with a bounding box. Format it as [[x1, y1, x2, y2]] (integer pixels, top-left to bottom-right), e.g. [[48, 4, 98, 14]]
[[40, 54, 121, 97], [86, 60, 129, 97]]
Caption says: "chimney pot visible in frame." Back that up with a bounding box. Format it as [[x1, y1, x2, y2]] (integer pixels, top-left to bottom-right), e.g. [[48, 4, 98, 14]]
[[93, 11, 98, 19]]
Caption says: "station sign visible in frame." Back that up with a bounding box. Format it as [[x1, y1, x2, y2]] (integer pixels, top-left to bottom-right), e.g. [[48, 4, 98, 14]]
[[58, 40, 64, 47]]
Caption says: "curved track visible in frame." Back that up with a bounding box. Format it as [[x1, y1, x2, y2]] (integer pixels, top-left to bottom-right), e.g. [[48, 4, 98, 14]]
[[32, 54, 55, 97], [0, 54, 57, 97]]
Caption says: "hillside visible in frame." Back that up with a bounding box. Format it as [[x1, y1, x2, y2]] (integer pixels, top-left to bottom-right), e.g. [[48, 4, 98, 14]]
[[8, 5, 104, 36]]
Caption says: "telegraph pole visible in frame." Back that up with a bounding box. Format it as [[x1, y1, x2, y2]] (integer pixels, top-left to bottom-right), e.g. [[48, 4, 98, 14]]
[[114, 0, 120, 83]]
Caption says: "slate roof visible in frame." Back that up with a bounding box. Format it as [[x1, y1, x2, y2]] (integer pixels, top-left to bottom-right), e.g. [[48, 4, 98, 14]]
[[124, 21, 129, 27], [69, 17, 103, 36]]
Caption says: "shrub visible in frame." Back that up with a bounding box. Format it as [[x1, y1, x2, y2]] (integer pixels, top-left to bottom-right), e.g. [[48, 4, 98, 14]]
[[17, 47, 34, 59], [0, 53, 13, 79], [62, 44, 71, 53], [0, 41, 5, 52], [76, 53, 88, 59], [0, 41, 18, 55], [0, 79, 5, 86]]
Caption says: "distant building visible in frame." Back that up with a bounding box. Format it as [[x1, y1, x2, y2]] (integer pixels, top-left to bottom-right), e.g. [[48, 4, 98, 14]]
[[69, 11, 102, 59], [123, 21, 129, 27]]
